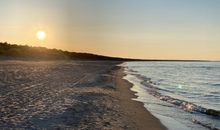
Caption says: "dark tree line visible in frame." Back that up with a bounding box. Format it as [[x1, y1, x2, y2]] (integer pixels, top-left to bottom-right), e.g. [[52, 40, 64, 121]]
[[0, 42, 125, 61]]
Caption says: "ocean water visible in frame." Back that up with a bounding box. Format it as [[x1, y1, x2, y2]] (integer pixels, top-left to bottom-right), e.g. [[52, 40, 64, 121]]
[[123, 62, 220, 130]]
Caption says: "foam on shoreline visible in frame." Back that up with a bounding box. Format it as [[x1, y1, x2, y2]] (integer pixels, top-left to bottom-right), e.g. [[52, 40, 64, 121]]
[[123, 66, 220, 130]]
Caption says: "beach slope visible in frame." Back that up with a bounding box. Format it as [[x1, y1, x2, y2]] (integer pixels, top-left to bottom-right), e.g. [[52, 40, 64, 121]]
[[0, 61, 166, 130]]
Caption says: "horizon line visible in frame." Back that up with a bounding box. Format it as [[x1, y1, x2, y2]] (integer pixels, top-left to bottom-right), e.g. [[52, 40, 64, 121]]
[[1, 42, 219, 62]]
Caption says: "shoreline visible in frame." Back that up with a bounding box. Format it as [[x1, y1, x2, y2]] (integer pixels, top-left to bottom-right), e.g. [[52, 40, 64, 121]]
[[114, 66, 167, 130], [120, 61, 220, 130]]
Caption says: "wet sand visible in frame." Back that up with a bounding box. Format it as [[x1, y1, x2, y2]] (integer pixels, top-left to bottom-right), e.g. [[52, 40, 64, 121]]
[[115, 67, 167, 130], [0, 61, 167, 130]]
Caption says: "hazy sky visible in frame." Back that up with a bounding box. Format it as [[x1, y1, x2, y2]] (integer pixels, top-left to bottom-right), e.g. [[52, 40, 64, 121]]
[[0, 0, 220, 60]]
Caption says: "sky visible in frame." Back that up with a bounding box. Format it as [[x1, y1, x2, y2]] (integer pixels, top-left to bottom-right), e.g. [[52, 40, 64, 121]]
[[0, 0, 220, 60]]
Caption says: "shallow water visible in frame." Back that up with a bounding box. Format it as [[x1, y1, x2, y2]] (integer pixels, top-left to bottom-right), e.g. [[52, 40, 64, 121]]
[[123, 61, 220, 130]]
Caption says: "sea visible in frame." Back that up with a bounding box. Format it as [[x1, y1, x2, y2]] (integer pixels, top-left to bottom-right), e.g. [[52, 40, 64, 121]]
[[122, 61, 220, 130]]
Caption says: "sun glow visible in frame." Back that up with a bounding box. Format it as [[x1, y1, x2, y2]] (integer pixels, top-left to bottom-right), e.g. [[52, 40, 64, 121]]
[[36, 31, 46, 40]]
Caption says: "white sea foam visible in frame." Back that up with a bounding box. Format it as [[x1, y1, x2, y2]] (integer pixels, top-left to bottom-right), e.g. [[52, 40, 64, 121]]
[[123, 61, 220, 130]]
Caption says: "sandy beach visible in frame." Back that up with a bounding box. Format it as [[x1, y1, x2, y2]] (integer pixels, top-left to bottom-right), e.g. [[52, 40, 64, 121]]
[[0, 61, 166, 130], [114, 67, 167, 130]]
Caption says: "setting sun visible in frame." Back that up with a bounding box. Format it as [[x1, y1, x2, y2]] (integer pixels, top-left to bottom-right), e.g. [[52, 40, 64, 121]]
[[0, 1, 220, 129], [36, 31, 46, 40]]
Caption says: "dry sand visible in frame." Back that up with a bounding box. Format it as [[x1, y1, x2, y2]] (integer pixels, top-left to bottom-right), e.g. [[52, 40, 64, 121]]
[[0, 61, 167, 130]]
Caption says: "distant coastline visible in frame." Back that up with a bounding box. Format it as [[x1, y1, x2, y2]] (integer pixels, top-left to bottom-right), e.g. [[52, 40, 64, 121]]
[[0, 42, 216, 62], [0, 42, 124, 61]]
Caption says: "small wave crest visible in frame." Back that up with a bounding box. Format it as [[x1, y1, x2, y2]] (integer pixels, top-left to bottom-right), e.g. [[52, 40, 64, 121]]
[[129, 72, 220, 129], [124, 62, 220, 130], [134, 74, 220, 130], [135, 74, 220, 117]]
